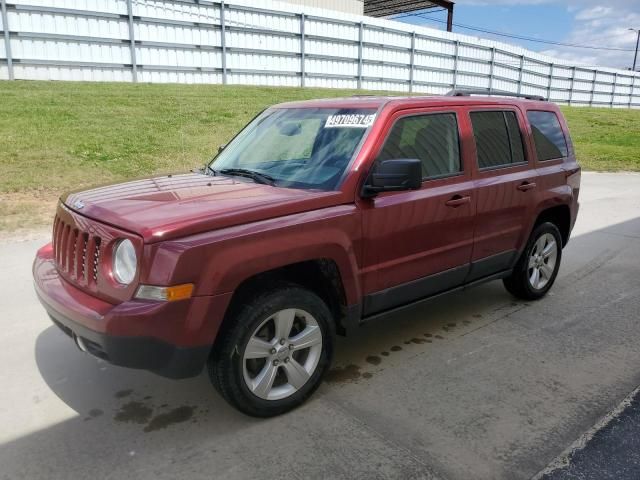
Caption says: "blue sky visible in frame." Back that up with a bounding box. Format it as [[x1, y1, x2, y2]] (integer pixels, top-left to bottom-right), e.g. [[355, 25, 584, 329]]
[[394, 1, 640, 70]]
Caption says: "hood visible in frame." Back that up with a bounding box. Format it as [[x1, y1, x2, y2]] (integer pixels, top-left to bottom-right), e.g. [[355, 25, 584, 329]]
[[62, 173, 344, 243]]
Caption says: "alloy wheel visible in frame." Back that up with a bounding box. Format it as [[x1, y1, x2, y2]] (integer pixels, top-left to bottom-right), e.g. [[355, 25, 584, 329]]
[[527, 232, 558, 290], [242, 308, 323, 401]]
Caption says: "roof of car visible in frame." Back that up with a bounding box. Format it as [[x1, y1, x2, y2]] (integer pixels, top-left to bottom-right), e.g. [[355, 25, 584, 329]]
[[274, 95, 552, 110]]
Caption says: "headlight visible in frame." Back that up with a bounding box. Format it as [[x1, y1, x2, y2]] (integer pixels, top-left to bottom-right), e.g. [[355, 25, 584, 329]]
[[113, 239, 137, 285]]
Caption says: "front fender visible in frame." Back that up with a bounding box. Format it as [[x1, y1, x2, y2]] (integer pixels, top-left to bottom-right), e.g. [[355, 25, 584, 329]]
[[143, 205, 363, 305]]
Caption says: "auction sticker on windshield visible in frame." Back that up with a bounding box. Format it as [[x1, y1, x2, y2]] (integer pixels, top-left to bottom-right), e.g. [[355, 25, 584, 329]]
[[325, 113, 376, 128]]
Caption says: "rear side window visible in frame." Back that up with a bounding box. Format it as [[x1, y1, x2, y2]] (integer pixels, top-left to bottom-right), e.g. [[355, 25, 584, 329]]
[[527, 110, 568, 161], [470, 111, 526, 169], [378, 113, 461, 179]]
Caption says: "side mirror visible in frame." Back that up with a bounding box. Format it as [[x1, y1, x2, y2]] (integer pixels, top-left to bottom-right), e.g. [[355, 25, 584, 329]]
[[218, 144, 226, 153], [362, 159, 422, 197]]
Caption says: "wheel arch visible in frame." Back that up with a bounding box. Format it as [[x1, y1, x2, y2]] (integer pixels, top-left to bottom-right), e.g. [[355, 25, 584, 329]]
[[534, 204, 571, 247], [217, 259, 352, 342]]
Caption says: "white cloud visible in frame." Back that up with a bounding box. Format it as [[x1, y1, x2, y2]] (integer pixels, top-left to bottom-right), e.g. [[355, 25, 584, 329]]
[[453, 0, 640, 70], [541, 6, 640, 70]]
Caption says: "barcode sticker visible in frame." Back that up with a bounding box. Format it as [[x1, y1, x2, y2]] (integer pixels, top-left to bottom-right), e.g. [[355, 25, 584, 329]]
[[325, 113, 376, 128]]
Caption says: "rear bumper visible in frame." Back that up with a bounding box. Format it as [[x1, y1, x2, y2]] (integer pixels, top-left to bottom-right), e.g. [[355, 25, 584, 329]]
[[33, 243, 231, 379]]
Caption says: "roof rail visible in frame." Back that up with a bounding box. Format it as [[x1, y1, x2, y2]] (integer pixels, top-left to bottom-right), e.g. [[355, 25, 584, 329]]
[[446, 89, 546, 102]]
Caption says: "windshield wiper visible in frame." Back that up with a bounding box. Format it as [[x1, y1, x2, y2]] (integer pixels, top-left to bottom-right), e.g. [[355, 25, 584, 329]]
[[218, 168, 276, 186]]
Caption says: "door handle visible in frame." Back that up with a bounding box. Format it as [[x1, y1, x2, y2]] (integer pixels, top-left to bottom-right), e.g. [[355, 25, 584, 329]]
[[517, 182, 537, 192], [445, 195, 471, 207]]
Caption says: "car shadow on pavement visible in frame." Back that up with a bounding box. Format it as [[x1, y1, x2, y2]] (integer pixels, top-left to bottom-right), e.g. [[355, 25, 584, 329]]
[[34, 324, 248, 428]]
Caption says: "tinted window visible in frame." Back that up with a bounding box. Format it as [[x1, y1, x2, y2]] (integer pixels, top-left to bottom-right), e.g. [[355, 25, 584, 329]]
[[378, 113, 461, 178], [470, 111, 526, 169], [527, 110, 568, 161], [505, 112, 525, 164]]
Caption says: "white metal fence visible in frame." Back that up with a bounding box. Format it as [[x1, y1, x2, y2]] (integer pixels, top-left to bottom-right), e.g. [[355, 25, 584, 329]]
[[1, 0, 639, 108]]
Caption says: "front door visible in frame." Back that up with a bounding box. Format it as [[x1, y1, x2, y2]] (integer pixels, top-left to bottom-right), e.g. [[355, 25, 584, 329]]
[[360, 107, 476, 316]]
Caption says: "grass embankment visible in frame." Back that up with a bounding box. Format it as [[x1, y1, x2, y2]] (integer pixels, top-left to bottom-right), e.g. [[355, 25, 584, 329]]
[[1, 80, 639, 235]]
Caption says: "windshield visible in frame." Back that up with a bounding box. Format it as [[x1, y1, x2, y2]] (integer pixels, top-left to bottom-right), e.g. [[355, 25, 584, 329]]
[[209, 107, 377, 191]]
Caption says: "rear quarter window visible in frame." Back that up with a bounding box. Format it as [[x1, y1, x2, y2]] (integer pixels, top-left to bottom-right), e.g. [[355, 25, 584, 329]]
[[527, 110, 568, 161]]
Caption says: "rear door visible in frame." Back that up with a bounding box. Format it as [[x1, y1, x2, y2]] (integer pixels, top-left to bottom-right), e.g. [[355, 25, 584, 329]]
[[525, 109, 574, 222], [466, 106, 538, 281], [360, 106, 476, 316]]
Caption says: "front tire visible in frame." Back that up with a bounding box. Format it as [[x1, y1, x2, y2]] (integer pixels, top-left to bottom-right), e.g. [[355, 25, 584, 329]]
[[503, 222, 562, 300], [208, 283, 335, 417]]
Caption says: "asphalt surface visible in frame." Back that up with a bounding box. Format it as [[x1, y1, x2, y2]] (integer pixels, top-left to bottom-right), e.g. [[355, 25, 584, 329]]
[[541, 386, 640, 480], [1, 172, 640, 480]]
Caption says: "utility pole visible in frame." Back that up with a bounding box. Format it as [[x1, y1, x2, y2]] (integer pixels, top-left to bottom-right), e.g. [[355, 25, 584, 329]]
[[631, 28, 640, 72]]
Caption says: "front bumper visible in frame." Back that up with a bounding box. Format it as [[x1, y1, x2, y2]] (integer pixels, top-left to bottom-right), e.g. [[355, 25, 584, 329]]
[[33, 243, 230, 379]]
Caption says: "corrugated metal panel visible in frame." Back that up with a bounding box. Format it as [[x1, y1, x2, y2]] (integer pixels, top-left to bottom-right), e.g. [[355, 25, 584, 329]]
[[136, 46, 221, 68], [227, 29, 300, 53], [134, 22, 218, 46], [305, 39, 357, 58], [306, 57, 357, 76], [12, 0, 127, 15], [14, 63, 133, 81], [305, 18, 358, 42], [413, 69, 452, 86], [305, 75, 357, 89], [279, 0, 363, 16], [0, 0, 639, 108], [8, 10, 129, 39], [133, 0, 217, 23], [138, 69, 221, 83]]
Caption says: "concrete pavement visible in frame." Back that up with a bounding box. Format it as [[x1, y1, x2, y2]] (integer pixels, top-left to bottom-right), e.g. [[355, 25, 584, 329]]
[[1, 172, 639, 480]]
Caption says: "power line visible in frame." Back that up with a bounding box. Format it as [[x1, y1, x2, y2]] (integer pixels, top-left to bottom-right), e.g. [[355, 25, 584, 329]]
[[393, 7, 447, 20], [396, 13, 635, 52]]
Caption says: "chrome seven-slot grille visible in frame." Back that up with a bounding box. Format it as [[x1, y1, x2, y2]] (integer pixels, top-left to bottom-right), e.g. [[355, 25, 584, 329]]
[[52, 214, 102, 286]]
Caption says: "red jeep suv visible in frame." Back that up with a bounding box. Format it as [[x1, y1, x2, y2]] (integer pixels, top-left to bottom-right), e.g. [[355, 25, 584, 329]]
[[33, 91, 580, 416]]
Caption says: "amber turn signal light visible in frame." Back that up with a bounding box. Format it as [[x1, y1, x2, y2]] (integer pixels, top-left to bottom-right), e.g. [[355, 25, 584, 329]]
[[135, 283, 194, 302]]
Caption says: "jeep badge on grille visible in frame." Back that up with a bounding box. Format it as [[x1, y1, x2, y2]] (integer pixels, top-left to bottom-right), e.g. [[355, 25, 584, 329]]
[[73, 200, 85, 210]]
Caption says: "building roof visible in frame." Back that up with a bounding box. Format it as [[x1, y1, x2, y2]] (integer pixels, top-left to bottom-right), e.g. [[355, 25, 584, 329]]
[[364, 0, 454, 18]]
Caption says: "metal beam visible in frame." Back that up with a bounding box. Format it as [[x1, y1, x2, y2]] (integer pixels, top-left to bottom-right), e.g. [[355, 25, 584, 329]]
[[220, 0, 227, 84], [1, 0, 13, 80], [125, 0, 137, 82], [516, 55, 524, 95], [409, 31, 415, 92], [300, 13, 305, 87], [452, 40, 459, 89], [488, 47, 495, 94], [357, 21, 363, 90]]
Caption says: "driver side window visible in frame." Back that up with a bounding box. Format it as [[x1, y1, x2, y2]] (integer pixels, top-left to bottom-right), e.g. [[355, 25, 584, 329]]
[[378, 113, 461, 179]]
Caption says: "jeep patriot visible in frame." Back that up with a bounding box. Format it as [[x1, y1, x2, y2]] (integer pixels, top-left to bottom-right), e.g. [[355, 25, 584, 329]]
[[33, 91, 580, 416]]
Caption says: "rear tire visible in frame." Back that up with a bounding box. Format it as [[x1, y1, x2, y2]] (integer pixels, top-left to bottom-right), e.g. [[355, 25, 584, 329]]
[[208, 283, 335, 417], [503, 222, 562, 300]]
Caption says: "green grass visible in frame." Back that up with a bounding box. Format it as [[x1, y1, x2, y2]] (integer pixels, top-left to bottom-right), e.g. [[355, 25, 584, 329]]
[[560, 106, 640, 172], [1, 80, 639, 234]]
